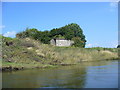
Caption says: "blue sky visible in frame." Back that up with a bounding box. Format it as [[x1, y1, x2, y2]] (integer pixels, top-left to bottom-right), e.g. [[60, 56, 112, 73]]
[[2, 2, 118, 48]]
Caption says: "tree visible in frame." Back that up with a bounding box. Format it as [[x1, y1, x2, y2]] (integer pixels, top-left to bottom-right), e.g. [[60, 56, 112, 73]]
[[53, 35, 65, 39], [16, 28, 39, 39], [16, 23, 86, 47], [72, 37, 85, 47]]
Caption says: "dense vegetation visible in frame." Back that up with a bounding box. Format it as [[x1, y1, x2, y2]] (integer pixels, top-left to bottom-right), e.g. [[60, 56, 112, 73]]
[[16, 23, 86, 47], [2, 35, 118, 71]]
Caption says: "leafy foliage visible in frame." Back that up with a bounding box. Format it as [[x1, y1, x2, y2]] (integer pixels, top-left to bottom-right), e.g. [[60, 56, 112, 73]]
[[16, 23, 86, 47], [72, 37, 85, 47]]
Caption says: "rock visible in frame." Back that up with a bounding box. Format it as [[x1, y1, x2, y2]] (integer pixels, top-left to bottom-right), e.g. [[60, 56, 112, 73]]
[[35, 50, 39, 52], [3, 55, 7, 58], [22, 51, 27, 53], [6, 42, 13, 46], [8, 59, 12, 62], [2, 66, 24, 71], [2, 66, 12, 71], [37, 52, 45, 57], [13, 67, 19, 71], [27, 47, 33, 50], [25, 38, 30, 41]]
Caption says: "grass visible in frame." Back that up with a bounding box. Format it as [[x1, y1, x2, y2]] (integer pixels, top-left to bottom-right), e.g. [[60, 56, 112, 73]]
[[53, 46, 118, 63], [2, 61, 56, 69], [2, 36, 119, 71]]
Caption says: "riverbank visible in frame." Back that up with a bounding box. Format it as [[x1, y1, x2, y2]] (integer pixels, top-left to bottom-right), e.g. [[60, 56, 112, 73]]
[[1, 59, 118, 72], [2, 37, 119, 71]]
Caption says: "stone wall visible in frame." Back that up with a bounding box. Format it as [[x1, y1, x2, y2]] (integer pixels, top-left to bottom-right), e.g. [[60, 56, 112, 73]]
[[50, 39, 56, 45], [56, 40, 71, 46], [50, 39, 74, 46]]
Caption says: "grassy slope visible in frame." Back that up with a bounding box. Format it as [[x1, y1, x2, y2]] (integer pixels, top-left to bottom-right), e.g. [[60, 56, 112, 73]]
[[2, 37, 118, 70]]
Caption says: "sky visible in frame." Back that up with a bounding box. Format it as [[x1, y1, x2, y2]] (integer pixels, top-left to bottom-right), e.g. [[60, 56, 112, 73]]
[[1, 2, 118, 48]]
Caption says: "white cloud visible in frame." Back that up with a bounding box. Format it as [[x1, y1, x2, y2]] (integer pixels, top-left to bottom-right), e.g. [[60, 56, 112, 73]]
[[86, 43, 99, 48], [3, 31, 16, 38], [86, 44, 92, 47], [109, 2, 118, 12], [110, 2, 118, 8], [110, 40, 118, 48]]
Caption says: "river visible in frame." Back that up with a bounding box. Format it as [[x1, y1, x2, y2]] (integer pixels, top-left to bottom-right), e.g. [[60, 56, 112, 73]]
[[2, 60, 118, 88]]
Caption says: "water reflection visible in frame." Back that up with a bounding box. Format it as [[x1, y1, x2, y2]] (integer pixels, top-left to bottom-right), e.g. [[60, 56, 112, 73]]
[[2, 60, 118, 88]]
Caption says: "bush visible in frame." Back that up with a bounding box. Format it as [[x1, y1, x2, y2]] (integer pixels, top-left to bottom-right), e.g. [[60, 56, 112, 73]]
[[72, 37, 85, 47]]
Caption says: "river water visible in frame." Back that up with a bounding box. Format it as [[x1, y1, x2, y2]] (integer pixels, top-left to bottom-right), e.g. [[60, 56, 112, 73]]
[[2, 60, 118, 88]]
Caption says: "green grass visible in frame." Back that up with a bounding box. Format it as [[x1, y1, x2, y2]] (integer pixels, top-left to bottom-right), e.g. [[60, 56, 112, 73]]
[[2, 61, 56, 69], [2, 37, 119, 70]]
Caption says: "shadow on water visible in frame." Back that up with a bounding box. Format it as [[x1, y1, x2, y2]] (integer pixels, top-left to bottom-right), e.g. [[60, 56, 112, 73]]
[[2, 60, 118, 88]]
